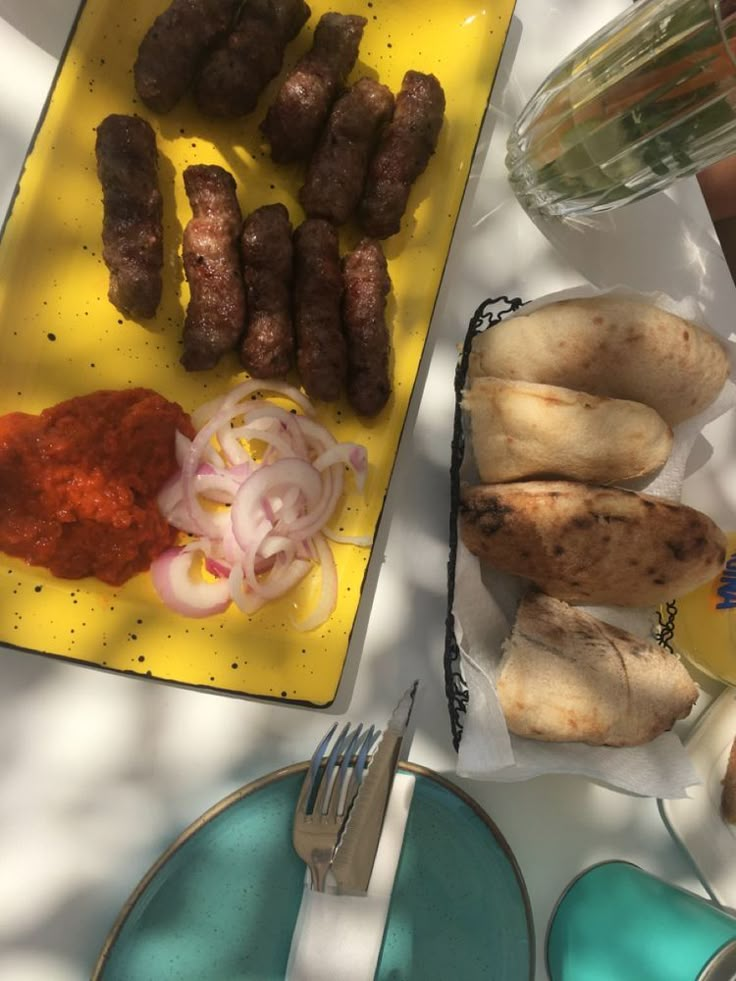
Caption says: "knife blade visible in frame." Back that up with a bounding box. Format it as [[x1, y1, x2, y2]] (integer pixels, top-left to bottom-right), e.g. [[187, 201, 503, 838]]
[[329, 681, 418, 894]]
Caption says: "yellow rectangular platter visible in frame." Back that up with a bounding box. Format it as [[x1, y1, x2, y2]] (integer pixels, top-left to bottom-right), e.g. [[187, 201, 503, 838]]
[[0, 0, 515, 705]]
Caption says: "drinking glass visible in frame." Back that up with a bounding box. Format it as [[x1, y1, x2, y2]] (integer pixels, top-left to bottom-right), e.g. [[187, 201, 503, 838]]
[[506, 0, 736, 218], [546, 861, 736, 981]]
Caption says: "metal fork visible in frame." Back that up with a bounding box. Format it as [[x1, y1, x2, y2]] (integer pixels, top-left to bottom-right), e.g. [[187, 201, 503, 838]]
[[293, 722, 380, 892]]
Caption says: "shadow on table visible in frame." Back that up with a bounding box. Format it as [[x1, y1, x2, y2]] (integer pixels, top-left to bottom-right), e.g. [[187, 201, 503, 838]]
[[330, 15, 526, 716], [526, 189, 736, 317], [434, 765, 709, 973], [0, 0, 83, 58]]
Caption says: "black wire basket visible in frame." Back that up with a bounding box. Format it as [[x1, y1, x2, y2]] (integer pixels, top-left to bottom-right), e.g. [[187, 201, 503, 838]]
[[443, 295, 679, 753]]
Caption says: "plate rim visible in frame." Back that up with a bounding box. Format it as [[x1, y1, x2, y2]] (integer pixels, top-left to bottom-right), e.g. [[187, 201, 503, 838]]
[[91, 760, 536, 980]]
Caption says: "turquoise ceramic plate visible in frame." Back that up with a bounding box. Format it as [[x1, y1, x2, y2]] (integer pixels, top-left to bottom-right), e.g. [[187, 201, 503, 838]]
[[93, 763, 534, 980]]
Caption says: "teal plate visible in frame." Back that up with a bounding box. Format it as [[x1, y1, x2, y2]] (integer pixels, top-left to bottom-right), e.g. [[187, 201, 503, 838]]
[[93, 763, 534, 980]]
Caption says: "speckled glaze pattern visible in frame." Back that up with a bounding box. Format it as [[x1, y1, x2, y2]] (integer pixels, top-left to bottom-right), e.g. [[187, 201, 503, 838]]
[[94, 764, 534, 980], [0, 0, 515, 707]]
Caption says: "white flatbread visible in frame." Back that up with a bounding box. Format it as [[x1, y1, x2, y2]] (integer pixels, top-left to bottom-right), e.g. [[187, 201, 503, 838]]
[[469, 297, 730, 425], [464, 376, 673, 484], [497, 592, 698, 746]]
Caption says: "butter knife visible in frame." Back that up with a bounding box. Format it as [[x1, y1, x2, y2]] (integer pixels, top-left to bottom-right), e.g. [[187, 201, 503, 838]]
[[330, 681, 418, 894]]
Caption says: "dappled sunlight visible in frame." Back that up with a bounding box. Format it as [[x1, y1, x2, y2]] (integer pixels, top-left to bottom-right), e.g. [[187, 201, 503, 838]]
[[0, 951, 79, 981], [682, 410, 736, 529], [3, 0, 736, 978]]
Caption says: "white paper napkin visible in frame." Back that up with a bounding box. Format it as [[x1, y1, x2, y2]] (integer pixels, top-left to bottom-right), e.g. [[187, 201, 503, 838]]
[[285, 772, 416, 981], [454, 286, 736, 798]]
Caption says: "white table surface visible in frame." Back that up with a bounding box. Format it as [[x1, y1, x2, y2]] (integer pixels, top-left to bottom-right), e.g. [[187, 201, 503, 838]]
[[1, 2, 735, 979]]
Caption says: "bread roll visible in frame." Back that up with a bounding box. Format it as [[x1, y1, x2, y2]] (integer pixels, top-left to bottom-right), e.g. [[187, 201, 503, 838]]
[[497, 592, 698, 746], [460, 480, 727, 606], [469, 297, 730, 425], [722, 736, 736, 823], [464, 376, 673, 484]]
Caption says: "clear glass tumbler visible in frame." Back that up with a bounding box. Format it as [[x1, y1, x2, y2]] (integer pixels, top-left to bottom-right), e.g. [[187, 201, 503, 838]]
[[506, 0, 736, 218]]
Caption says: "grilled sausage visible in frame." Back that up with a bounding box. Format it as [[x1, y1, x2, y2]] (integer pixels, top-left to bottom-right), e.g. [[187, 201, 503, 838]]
[[342, 239, 391, 416], [195, 0, 310, 117], [240, 204, 294, 379], [261, 12, 366, 163], [134, 0, 239, 113], [95, 114, 163, 320], [181, 164, 245, 371], [293, 219, 346, 401], [300, 77, 395, 225], [360, 71, 445, 238]]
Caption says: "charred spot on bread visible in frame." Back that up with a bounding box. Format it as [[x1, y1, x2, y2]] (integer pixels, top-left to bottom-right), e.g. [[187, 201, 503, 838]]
[[459, 492, 511, 535], [459, 481, 727, 606], [665, 540, 688, 561], [571, 515, 594, 530]]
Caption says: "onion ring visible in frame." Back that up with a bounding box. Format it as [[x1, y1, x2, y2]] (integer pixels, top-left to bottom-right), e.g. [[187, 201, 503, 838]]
[[151, 386, 371, 628]]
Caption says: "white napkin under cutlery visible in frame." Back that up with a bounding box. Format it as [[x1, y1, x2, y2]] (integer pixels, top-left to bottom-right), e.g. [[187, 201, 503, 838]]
[[285, 772, 416, 981]]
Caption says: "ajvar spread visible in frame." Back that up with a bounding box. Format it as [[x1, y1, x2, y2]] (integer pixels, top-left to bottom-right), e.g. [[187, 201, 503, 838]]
[[0, 388, 193, 586]]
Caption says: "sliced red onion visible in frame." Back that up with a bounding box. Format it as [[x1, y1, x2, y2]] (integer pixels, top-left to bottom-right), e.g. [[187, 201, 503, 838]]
[[296, 416, 337, 456], [216, 426, 251, 467], [224, 461, 255, 486], [229, 423, 296, 460], [205, 555, 232, 579], [230, 458, 322, 552], [313, 442, 369, 494], [157, 387, 370, 630], [228, 565, 265, 615], [158, 472, 183, 514], [150, 548, 232, 618], [193, 471, 239, 505], [292, 533, 338, 632], [175, 431, 192, 468], [285, 467, 342, 541], [252, 554, 312, 601], [322, 527, 374, 547]]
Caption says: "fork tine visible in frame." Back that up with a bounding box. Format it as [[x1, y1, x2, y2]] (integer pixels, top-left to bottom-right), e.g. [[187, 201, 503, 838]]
[[298, 722, 338, 814], [340, 725, 380, 808], [354, 725, 380, 784], [314, 722, 352, 816], [333, 724, 364, 816], [293, 720, 379, 893]]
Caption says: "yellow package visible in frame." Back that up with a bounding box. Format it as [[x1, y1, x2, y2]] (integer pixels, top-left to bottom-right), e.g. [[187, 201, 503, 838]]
[[674, 532, 736, 684]]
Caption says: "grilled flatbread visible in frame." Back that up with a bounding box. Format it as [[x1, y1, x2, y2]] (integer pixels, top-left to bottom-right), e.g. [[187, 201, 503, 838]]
[[464, 376, 673, 484], [721, 737, 736, 823], [469, 297, 730, 425], [497, 592, 698, 746], [459, 480, 727, 607]]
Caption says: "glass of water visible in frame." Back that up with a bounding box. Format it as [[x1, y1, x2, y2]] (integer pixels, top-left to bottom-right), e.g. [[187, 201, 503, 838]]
[[506, 0, 736, 218]]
